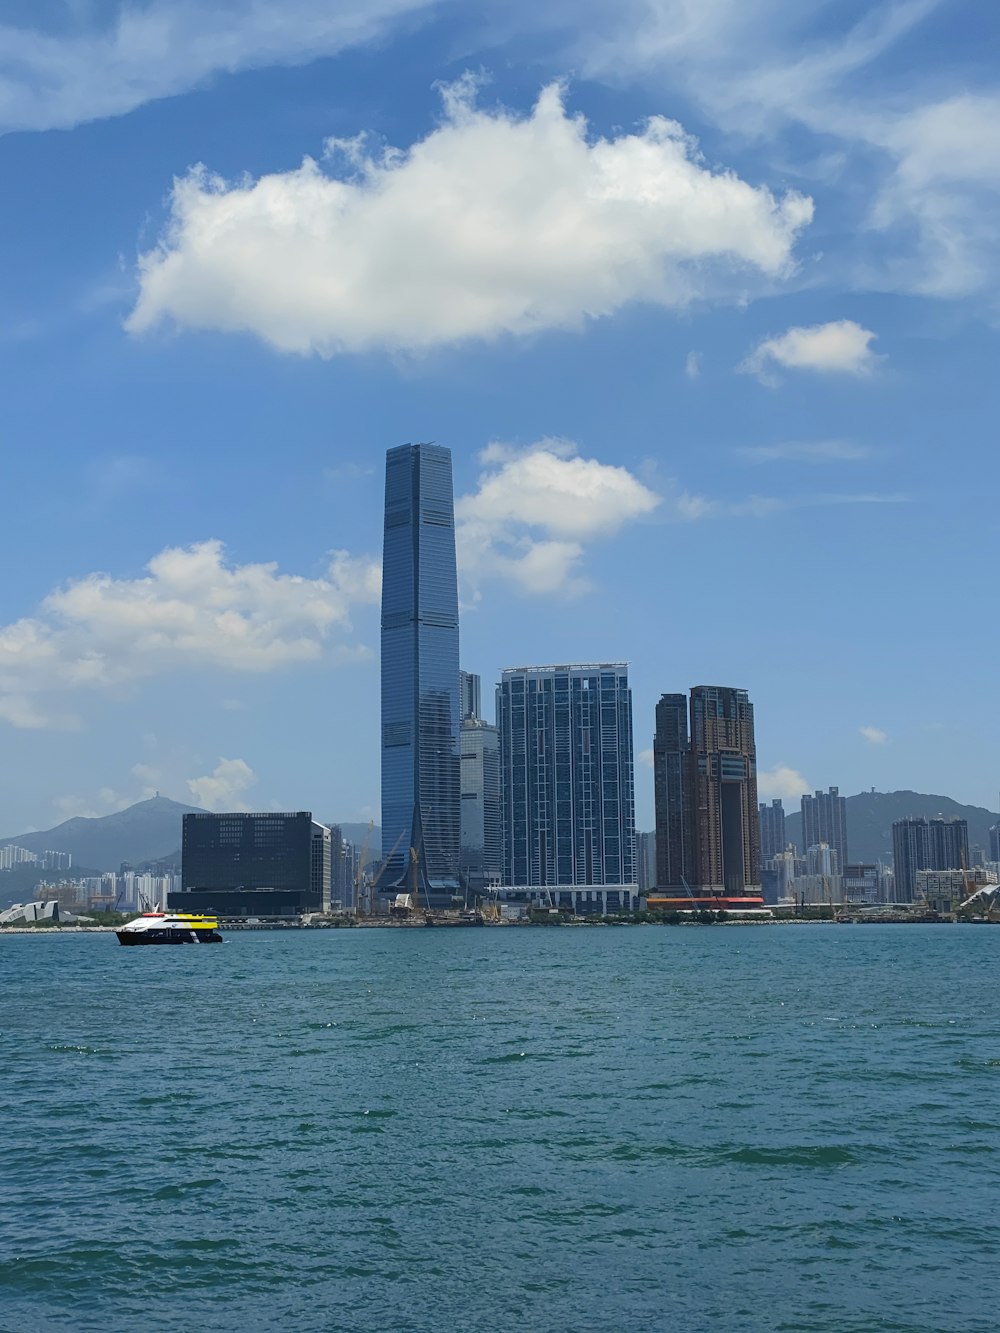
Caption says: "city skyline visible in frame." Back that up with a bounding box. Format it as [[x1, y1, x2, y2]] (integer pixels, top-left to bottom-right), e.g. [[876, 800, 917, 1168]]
[[2, 4, 1000, 834]]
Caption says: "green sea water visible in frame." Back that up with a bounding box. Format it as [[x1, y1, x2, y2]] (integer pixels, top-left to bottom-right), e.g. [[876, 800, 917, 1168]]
[[2, 924, 999, 1332]]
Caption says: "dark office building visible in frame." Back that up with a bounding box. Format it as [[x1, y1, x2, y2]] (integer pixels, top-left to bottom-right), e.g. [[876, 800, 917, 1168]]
[[170, 812, 331, 917], [380, 443, 461, 906], [652, 686, 761, 897], [800, 787, 848, 869], [759, 798, 786, 863], [892, 816, 969, 902]]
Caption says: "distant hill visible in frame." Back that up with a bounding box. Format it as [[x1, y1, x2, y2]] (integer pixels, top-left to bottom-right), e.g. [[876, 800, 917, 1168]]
[[332, 822, 382, 852], [785, 790, 998, 865], [0, 796, 206, 872]]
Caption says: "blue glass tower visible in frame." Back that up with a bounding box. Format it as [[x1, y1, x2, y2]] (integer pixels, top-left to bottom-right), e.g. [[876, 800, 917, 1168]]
[[497, 663, 636, 891], [380, 444, 461, 904]]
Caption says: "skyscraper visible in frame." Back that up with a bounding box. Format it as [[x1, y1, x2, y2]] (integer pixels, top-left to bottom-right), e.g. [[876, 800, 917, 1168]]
[[759, 798, 786, 862], [653, 693, 692, 890], [891, 816, 969, 902], [800, 787, 848, 868], [651, 686, 761, 899], [497, 663, 637, 913], [459, 670, 481, 722], [689, 686, 760, 894], [459, 715, 501, 895], [380, 444, 461, 904]]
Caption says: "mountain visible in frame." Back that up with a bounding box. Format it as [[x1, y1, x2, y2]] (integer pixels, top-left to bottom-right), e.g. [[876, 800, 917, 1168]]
[[784, 791, 998, 865], [0, 796, 206, 872], [332, 822, 382, 851]]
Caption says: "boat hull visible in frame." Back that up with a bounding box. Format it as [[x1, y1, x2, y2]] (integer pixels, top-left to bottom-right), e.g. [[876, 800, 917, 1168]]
[[116, 930, 223, 945]]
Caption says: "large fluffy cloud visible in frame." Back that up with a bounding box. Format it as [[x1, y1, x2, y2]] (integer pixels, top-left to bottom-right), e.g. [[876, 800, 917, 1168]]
[[456, 441, 660, 597], [0, 540, 380, 729], [127, 78, 813, 355]]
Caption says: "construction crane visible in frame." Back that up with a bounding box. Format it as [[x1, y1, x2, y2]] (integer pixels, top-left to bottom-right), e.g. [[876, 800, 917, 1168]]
[[353, 820, 374, 917]]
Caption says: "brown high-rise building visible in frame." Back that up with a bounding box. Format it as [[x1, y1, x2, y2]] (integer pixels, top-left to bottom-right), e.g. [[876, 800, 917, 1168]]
[[652, 686, 761, 897], [653, 693, 692, 889]]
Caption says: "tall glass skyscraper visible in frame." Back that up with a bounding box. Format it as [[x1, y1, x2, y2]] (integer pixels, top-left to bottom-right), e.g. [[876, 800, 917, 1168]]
[[497, 663, 636, 892], [380, 444, 461, 903]]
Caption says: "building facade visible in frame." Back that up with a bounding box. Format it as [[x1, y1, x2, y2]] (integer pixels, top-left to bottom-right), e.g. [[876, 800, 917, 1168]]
[[800, 787, 849, 869], [892, 816, 970, 902], [650, 686, 762, 906], [689, 686, 760, 894], [171, 812, 331, 916], [459, 670, 481, 722], [635, 831, 657, 895], [459, 716, 502, 894], [497, 663, 637, 912], [653, 693, 692, 890], [758, 799, 786, 862], [380, 443, 461, 905]]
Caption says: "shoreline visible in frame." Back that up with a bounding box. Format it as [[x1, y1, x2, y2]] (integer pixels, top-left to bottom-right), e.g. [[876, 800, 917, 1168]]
[[0, 917, 975, 937]]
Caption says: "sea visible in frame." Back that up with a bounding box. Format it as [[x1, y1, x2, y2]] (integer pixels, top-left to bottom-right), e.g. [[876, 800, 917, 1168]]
[[2, 923, 999, 1333]]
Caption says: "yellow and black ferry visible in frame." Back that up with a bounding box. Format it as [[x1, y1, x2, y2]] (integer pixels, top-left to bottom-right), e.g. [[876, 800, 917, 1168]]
[[116, 911, 223, 946]]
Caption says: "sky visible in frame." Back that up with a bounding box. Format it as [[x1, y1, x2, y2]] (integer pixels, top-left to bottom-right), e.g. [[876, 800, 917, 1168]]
[[2, 0, 999, 836]]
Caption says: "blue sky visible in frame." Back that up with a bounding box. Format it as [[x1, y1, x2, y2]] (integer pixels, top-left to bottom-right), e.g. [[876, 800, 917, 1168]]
[[2, 0, 998, 834]]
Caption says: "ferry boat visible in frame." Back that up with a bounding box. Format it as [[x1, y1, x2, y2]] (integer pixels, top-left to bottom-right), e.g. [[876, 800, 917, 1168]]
[[116, 911, 223, 946]]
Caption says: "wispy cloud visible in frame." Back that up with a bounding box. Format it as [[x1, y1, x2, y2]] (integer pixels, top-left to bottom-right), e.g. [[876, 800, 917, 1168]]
[[0, 1, 432, 134], [684, 351, 702, 379], [859, 725, 889, 744], [737, 440, 872, 464], [566, 1, 1000, 299]]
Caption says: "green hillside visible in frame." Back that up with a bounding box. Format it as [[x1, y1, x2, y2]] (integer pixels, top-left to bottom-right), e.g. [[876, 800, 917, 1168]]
[[784, 790, 997, 864]]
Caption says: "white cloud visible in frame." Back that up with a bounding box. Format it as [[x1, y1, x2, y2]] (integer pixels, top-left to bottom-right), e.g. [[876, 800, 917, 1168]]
[[127, 78, 813, 356], [859, 725, 888, 744], [0, 1, 430, 134], [0, 540, 380, 729], [456, 441, 660, 597], [684, 350, 702, 379], [52, 788, 134, 821], [740, 320, 879, 384], [186, 758, 257, 812], [871, 94, 1000, 297], [737, 440, 871, 463], [757, 765, 810, 801], [568, 1, 1000, 299], [637, 747, 655, 768]]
